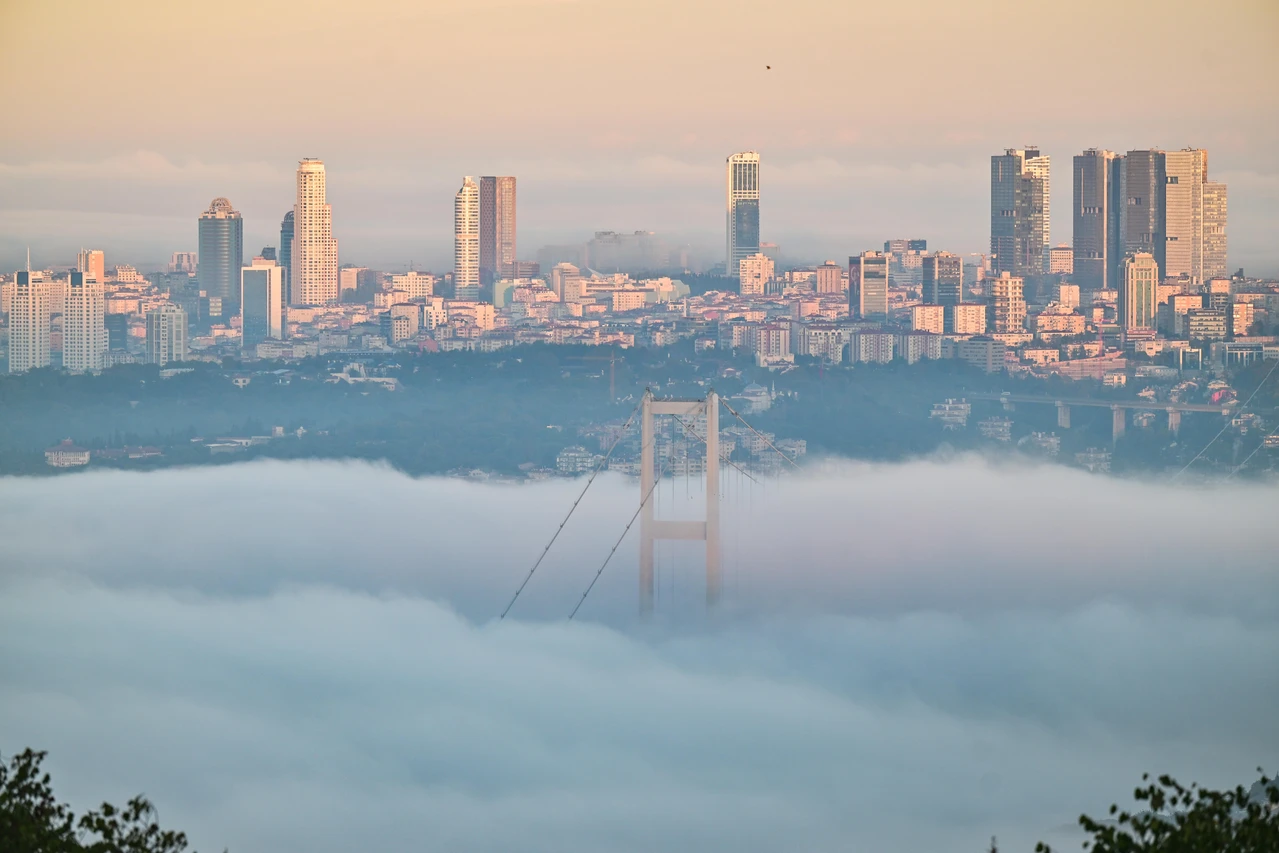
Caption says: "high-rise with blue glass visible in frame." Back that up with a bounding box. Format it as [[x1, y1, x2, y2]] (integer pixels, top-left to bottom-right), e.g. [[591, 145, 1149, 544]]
[[726, 152, 760, 276]]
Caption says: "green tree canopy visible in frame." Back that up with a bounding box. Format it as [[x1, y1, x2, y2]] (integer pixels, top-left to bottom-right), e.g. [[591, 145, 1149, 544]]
[[0, 749, 205, 853], [1037, 771, 1278, 852]]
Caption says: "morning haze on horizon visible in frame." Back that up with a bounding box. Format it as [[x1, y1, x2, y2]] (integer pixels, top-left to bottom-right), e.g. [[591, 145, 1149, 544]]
[[1, 0, 1277, 271], [1, 1, 1278, 852]]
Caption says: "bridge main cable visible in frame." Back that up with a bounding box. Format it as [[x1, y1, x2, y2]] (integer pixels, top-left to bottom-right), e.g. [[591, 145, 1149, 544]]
[[569, 452, 669, 621], [719, 398, 803, 470], [1172, 356, 1279, 483], [500, 397, 643, 619]]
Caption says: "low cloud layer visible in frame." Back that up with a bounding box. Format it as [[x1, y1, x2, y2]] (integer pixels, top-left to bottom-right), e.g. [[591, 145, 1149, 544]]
[[1, 457, 1277, 853]]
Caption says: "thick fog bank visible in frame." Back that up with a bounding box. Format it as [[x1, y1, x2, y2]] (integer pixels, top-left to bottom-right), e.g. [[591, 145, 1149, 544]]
[[1, 457, 1276, 853]]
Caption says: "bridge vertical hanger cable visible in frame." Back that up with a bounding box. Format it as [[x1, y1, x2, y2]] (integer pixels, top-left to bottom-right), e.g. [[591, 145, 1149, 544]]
[[669, 414, 758, 484], [670, 406, 755, 600], [719, 398, 803, 470], [1171, 357, 1279, 482], [500, 398, 643, 619]]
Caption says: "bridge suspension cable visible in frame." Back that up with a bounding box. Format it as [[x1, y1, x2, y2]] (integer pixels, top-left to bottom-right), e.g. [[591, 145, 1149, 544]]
[[1171, 356, 1279, 482], [1227, 423, 1279, 480], [571, 397, 796, 619], [569, 454, 667, 620], [719, 398, 803, 470], [508, 389, 805, 621], [499, 398, 643, 619]]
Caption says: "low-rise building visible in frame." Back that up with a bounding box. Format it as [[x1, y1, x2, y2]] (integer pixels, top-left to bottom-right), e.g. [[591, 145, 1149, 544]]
[[895, 331, 941, 364], [851, 331, 895, 364], [912, 304, 944, 334], [45, 439, 90, 467], [1188, 309, 1228, 342], [930, 398, 971, 429], [944, 337, 1005, 373], [978, 417, 1013, 441], [949, 303, 987, 335], [556, 445, 601, 475]]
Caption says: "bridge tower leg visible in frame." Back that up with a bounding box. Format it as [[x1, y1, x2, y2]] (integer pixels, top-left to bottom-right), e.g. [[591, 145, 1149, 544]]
[[639, 391, 655, 614], [1056, 402, 1071, 429], [1167, 408, 1181, 435], [705, 391, 720, 606], [1112, 405, 1126, 444]]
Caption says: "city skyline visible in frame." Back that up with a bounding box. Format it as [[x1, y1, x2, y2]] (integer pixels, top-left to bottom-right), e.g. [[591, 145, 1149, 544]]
[[5, 141, 1248, 281]]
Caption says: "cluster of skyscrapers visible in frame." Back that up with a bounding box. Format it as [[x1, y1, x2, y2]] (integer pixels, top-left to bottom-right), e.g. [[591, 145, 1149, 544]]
[[985, 145, 1229, 338], [192, 158, 338, 319], [191, 159, 340, 349], [988, 146, 1228, 289], [1069, 147, 1227, 290], [718, 144, 1230, 346], [8, 256, 190, 373]]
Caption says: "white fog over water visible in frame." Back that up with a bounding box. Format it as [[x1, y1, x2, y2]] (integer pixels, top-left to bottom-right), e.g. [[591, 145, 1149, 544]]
[[2, 456, 1277, 853]]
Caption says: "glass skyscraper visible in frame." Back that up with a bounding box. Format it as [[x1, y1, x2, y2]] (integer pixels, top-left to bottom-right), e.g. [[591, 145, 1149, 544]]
[[921, 251, 963, 306], [240, 258, 284, 351], [726, 152, 760, 275], [990, 148, 1047, 278], [1072, 149, 1123, 291], [197, 197, 244, 317], [849, 251, 890, 319]]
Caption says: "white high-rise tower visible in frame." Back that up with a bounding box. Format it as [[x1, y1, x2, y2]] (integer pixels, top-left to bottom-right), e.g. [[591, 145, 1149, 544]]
[[454, 176, 480, 300], [9, 258, 51, 373], [1163, 148, 1207, 283], [726, 152, 760, 274], [291, 159, 338, 306], [63, 270, 106, 372]]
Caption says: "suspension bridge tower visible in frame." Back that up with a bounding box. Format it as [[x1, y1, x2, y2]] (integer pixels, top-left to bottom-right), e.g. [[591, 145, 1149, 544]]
[[639, 390, 720, 614]]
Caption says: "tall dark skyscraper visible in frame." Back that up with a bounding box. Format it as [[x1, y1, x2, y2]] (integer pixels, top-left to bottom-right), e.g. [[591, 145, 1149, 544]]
[[849, 251, 890, 319], [1072, 149, 1123, 291], [990, 148, 1048, 278], [479, 176, 516, 284], [279, 210, 294, 305], [921, 251, 963, 305], [197, 197, 244, 316], [1119, 149, 1165, 272]]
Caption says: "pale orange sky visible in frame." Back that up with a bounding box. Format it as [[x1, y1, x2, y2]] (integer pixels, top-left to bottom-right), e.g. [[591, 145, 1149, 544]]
[[2, 0, 1277, 271]]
